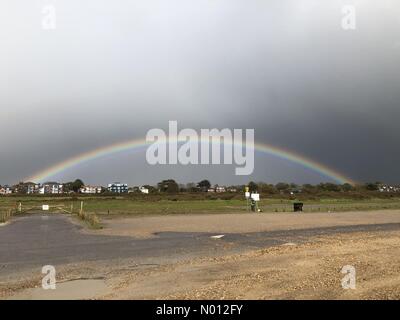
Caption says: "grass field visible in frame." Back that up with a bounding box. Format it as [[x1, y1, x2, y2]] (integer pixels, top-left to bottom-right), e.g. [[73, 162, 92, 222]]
[[2, 194, 400, 217]]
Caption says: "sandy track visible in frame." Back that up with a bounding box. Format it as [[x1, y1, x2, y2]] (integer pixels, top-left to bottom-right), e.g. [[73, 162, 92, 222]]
[[96, 210, 400, 238], [101, 229, 400, 300]]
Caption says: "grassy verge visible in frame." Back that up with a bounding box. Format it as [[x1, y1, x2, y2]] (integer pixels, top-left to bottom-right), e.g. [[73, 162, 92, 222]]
[[2, 195, 400, 218], [73, 197, 400, 216], [77, 211, 102, 229]]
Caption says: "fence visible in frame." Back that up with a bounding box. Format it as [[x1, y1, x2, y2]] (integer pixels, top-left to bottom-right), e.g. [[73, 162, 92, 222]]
[[0, 208, 14, 223], [0, 201, 101, 228]]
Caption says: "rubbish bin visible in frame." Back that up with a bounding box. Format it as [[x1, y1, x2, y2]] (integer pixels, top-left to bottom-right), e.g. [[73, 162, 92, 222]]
[[250, 199, 256, 212], [293, 202, 303, 212]]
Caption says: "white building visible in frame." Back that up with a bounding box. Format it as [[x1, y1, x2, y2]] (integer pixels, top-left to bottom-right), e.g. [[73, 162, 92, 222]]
[[108, 182, 128, 193], [379, 184, 400, 193], [26, 183, 41, 194], [42, 183, 64, 194], [80, 186, 103, 194], [139, 186, 149, 194], [0, 186, 12, 195]]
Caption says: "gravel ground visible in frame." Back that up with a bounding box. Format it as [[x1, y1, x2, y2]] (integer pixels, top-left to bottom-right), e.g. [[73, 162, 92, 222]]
[[95, 210, 400, 238], [102, 230, 400, 300], [2, 210, 400, 300]]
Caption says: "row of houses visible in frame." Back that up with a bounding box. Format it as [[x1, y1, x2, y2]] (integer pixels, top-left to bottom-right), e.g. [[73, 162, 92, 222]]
[[0, 183, 64, 195], [207, 186, 237, 193], [1, 182, 236, 195], [0, 182, 131, 195], [378, 184, 400, 193], [0, 186, 13, 195]]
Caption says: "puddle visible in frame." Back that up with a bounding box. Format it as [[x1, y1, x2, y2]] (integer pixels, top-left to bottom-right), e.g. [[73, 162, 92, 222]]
[[8, 279, 108, 300]]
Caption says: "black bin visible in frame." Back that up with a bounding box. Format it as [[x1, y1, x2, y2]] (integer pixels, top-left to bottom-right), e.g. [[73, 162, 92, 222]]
[[293, 202, 303, 212], [250, 200, 256, 212]]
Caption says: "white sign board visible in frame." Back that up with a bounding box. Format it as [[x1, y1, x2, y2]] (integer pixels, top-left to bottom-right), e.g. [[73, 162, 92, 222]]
[[245, 192, 250, 199], [251, 193, 260, 201], [42, 205, 49, 211]]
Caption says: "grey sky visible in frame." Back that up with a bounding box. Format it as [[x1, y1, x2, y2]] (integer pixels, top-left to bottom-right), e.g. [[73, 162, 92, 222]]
[[1, 0, 399, 185]]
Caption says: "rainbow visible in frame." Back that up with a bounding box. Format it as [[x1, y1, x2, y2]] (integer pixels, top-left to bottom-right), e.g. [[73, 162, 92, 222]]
[[25, 137, 355, 185]]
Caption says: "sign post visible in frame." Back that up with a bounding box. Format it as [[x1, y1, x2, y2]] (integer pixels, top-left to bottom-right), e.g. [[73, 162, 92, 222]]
[[250, 193, 260, 212], [244, 187, 250, 211]]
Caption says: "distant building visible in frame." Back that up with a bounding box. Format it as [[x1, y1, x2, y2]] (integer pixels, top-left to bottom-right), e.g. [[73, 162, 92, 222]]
[[26, 183, 41, 194], [207, 188, 215, 193], [139, 186, 149, 194], [215, 186, 226, 193], [0, 186, 13, 195], [80, 186, 103, 194], [128, 187, 138, 193], [42, 182, 64, 194], [108, 183, 128, 193], [379, 184, 400, 192], [10, 185, 21, 194]]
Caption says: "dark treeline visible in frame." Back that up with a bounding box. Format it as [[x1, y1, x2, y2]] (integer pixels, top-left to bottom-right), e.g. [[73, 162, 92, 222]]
[[122, 180, 399, 201], [133, 180, 395, 195]]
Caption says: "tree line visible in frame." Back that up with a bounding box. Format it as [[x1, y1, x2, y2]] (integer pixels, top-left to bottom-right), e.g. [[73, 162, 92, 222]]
[[135, 180, 390, 194]]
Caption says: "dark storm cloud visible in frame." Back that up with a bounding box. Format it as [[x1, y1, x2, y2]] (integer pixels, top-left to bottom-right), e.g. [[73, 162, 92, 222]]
[[1, 0, 399, 184]]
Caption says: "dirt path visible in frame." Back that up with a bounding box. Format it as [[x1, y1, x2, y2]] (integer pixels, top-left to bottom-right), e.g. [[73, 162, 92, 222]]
[[101, 229, 400, 300], [96, 210, 400, 238]]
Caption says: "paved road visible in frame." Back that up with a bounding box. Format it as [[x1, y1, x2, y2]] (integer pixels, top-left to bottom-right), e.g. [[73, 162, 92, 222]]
[[1, 213, 400, 276]]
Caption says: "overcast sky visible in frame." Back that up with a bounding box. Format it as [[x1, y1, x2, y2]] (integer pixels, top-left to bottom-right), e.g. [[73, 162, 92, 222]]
[[1, 0, 399, 186]]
